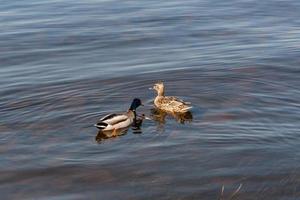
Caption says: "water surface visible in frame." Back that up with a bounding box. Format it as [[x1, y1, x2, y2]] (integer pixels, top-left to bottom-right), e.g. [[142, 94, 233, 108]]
[[1, 0, 300, 199]]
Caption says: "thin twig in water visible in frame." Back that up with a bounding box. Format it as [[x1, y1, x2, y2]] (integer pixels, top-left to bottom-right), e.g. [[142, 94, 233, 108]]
[[219, 183, 243, 200], [219, 185, 225, 200], [229, 183, 243, 199]]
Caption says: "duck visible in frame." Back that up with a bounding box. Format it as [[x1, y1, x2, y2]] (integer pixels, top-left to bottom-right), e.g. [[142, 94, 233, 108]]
[[94, 98, 143, 135], [151, 82, 192, 113]]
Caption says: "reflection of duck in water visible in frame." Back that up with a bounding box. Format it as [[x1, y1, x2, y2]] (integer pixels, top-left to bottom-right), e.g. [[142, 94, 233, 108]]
[[96, 127, 129, 141], [151, 108, 193, 124], [94, 98, 143, 136], [95, 114, 145, 142], [151, 82, 192, 113], [131, 114, 145, 134]]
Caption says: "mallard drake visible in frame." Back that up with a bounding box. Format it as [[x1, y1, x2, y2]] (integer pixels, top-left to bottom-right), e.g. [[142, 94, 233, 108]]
[[151, 82, 192, 113], [94, 98, 143, 134]]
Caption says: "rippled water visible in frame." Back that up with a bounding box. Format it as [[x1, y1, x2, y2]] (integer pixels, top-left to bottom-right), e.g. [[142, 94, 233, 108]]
[[1, 0, 300, 199]]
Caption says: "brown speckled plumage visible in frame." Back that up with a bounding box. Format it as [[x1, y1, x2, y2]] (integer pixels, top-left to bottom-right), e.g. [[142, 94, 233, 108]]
[[152, 82, 192, 113]]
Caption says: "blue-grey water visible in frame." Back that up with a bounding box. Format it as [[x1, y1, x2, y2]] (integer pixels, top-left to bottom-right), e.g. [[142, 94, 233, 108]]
[[1, 0, 300, 199]]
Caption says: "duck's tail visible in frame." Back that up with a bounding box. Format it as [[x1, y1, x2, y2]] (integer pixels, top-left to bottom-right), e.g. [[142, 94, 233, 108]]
[[182, 106, 193, 112], [94, 121, 108, 130]]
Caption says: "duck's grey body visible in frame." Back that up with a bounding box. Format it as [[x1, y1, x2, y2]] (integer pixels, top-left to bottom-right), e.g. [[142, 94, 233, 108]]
[[95, 111, 135, 131]]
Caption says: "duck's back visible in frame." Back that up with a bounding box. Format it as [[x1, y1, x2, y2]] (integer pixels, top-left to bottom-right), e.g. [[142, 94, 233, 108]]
[[154, 96, 191, 113]]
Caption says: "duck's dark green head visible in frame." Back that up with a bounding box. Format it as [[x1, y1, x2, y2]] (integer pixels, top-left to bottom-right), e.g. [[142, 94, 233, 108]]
[[129, 98, 143, 111]]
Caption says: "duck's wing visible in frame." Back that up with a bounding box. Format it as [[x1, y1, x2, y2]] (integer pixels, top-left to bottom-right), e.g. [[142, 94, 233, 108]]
[[100, 113, 118, 121], [101, 113, 129, 125], [164, 96, 191, 106], [161, 96, 192, 112]]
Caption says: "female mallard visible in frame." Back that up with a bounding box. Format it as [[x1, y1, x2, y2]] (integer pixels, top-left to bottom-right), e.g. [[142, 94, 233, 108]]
[[94, 98, 143, 134], [151, 82, 192, 113]]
